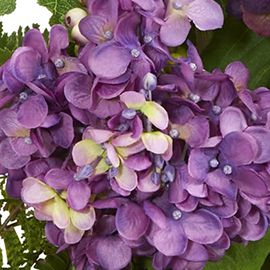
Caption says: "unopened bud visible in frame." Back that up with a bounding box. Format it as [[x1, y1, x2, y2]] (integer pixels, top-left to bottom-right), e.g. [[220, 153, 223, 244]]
[[71, 24, 88, 45], [65, 8, 88, 28], [143, 72, 157, 91]]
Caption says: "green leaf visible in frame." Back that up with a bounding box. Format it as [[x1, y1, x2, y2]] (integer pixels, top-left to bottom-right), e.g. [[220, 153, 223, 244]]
[[0, 0, 16, 16], [205, 230, 270, 270], [35, 253, 71, 270], [37, 0, 83, 25], [202, 17, 270, 89]]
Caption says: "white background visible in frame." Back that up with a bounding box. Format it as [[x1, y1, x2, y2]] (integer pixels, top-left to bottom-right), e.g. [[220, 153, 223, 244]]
[[0, 0, 52, 268]]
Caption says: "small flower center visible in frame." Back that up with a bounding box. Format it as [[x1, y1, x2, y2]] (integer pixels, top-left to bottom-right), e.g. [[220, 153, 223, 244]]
[[54, 58, 65, 69], [189, 62, 197, 71], [169, 128, 179, 139], [24, 137, 32, 145], [117, 123, 129, 132], [38, 74, 47, 80], [212, 105, 222, 115], [251, 113, 257, 121], [209, 158, 219, 168], [121, 109, 137, 120], [173, 0, 183, 9], [19, 92, 28, 101], [189, 93, 201, 103], [104, 30, 113, 40], [74, 164, 94, 181], [223, 165, 233, 175], [172, 210, 182, 220], [131, 48, 140, 58], [144, 34, 153, 44]]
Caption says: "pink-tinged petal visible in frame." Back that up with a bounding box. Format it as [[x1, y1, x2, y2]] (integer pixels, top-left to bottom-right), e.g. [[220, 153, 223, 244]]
[[17, 94, 48, 129], [132, 115, 143, 139], [117, 140, 145, 157], [23, 29, 48, 62], [185, 182, 208, 198], [182, 242, 209, 262], [33, 129, 56, 158], [225, 61, 249, 91], [120, 91, 146, 110], [132, 0, 155, 10], [93, 99, 124, 119], [201, 136, 222, 148], [34, 200, 55, 221], [22, 177, 56, 204], [44, 169, 73, 190], [160, 14, 191, 47], [246, 127, 270, 164], [124, 153, 152, 171], [219, 106, 247, 137], [50, 112, 74, 149], [67, 182, 91, 211], [97, 81, 128, 99], [10, 137, 37, 156], [162, 135, 173, 161], [104, 143, 120, 168], [242, 9, 270, 37], [116, 202, 150, 240], [95, 159, 110, 175], [141, 102, 169, 130], [64, 223, 84, 244], [83, 128, 115, 144], [185, 0, 224, 30], [96, 236, 132, 270], [0, 139, 30, 169], [88, 42, 131, 79], [141, 132, 169, 154], [0, 108, 29, 137], [115, 165, 138, 191], [70, 206, 96, 231], [112, 132, 140, 147], [182, 209, 223, 244], [10, 47, 41, 83], [138, 171, 160, 192], [220, 132, 258, 166], [72, 139, 104, 166], [53, 196, 70, 229]]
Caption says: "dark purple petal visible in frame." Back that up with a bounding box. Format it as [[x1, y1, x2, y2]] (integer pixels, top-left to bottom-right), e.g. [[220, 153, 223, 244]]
[[116, 202, 149, 240], [182, 209, 223, 244], [50, 113, 74, 148], [67, 181, 91, 211], [17, 94, 48, 129], [96, 236, 132, 270], [0, 139, 30, 169]]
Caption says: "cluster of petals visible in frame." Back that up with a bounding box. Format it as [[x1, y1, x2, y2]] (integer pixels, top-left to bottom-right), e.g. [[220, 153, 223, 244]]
[[1, 1, 270, 270]]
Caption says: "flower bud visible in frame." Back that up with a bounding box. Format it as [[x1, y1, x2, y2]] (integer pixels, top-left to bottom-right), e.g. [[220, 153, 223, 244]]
[[65, 8, 87, 28], [71, 24, 88, 45], [143, 72, 157, 91]]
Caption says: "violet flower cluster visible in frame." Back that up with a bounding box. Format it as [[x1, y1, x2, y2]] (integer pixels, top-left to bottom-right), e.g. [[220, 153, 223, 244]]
[[0, 0, 270, 270]]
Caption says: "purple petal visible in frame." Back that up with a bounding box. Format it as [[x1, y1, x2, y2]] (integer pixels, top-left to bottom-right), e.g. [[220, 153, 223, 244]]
[[96, 236, 132, 270], [70, 206, 96, 231], [83, 128, 115, 144], [138, 171, 161, 193], [234, 167, 267, 197], [0, 139, 30, 169], [17, 94, 48, 129], [64, 73, 93, 109], [88, 41, 131, 79], [186, 0, 224, 30], [96, 81, 128, 99], [23, 29, 48, 62], [45, 169, 73, 190], [160, 14, 191, 47], [219, 107, 247, 136], [246, 127, 270, 164], [182, 242, 209, 262], [116, 202, 149, 240], [220, 131, 258, 166], [182, 209, 223, 244], [124, 153, 152, 171], [67, 181, 91, 211], [50, 113, 74, 148], [10, 137, 37, 156], [10, 47, 41, 83], [115, 165, 138, 191]]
